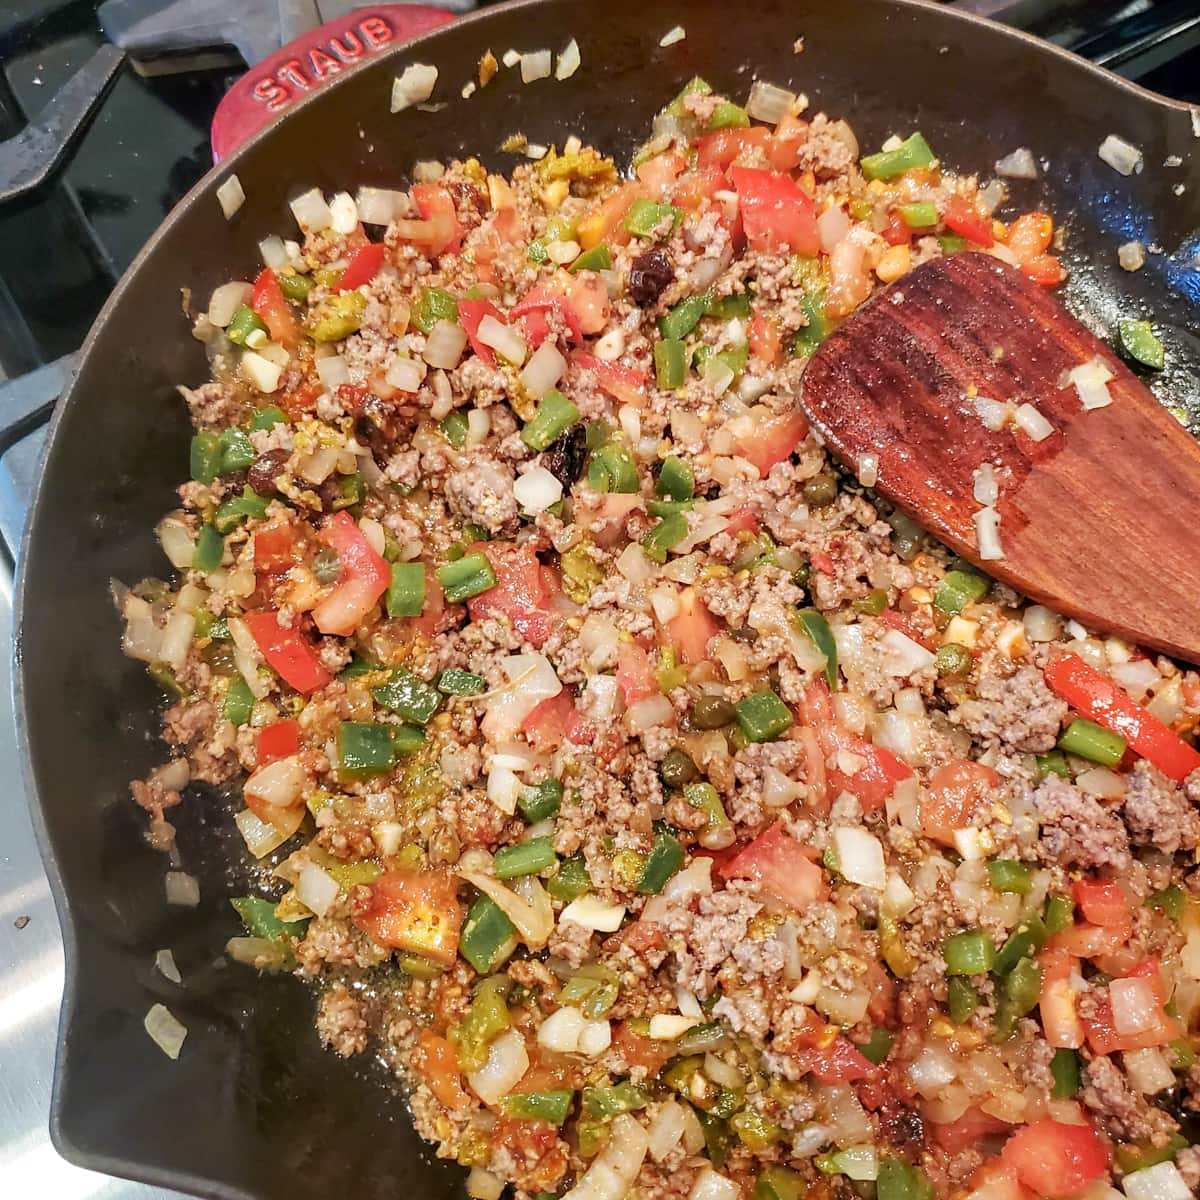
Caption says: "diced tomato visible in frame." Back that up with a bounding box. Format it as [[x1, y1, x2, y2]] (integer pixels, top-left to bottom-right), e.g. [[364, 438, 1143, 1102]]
[[918, 757, 1000, 846], [616, 639, 659, 705], [1022, 254, 1065, 287], [1000, 1118, 1109, 1197], [819, 721, 914, 812], [882, 211, 913, 246], [1050, 921, 1130, 960], [572, 352, 649, 407], [1082, 959, 1180, 1054], [254, 522, 297, 573], [748, 313, 783, 366], [511, 282, 584, 347], [457, 297, 506, 368], [942, 194, 995, 247], [1073, 879, 1131, 931], [243, 610, 332, 694], [800, 726, 828, 813], [933, 1107, 1011, 1154], [664, 587, 719, 665], [566, 271, 610, 334], [724, 506, 760, 536], [1005, 212, 1053, 262], [720, 821, 828, 910], [408, 569, 457, 640], [257, 719, 301, 766], [807, 1037, 877, 1084], [1039, 947, 1083, 1049], [575, 181, 641, 250], [878, 609, 933, 650], [611, 1022, 674, 1074], [411, 183, 462, 256], [637, 149, 687, 198], [413, 1031, 472, 1112], [311, 511, 390, 637], [733, 409, 810, 476], [767, 114, 809, 172], [466, 541, 561, 648], [522, 688, 593, 751], [730, 166, 820, 256], [1047, 651, 1200, 775], [354, 869, 463, 966], [250, 268, 299, 347], [671, 167, 728, 210], [696, 127, 773, 172], [334, 241, 386, 292]]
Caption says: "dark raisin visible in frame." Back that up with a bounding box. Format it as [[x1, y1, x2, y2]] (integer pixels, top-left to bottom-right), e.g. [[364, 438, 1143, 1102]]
[[354, 395, 402, 463], [247, 448, 291, 497], [629, 248, 675, 306], [542, 423, 587, 487]]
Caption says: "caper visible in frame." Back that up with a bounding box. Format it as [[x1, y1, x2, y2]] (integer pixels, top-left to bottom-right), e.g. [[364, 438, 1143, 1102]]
[[659, 748, 700, 788], [691, 696, 737, 730], [936, 643, 972, 677], [853, 588, 888, 615], [802, 472, 838, 507], [886, 510, 927, 562], [313, 548, 341, 584], [791, 561, 811, 589]]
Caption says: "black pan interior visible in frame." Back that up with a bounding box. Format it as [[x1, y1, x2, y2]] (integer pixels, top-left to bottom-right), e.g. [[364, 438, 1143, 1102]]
[[17, 0, 1200, 1197]]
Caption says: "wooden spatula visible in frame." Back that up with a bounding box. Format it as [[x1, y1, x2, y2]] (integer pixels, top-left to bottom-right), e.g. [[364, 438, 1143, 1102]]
[[800, 251, 1200, 663]]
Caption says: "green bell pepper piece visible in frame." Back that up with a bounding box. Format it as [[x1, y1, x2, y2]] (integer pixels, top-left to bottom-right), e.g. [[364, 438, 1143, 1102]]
[[988, 859, 1034, 895], [624, 198, 682, 238], [547, 853, 591, 901], [522, 389, 580, 451], [192, 523, 224, 573], [947, 976, 979, 1023], [659, 291, 710, 341], [934, 567, 990, 614], [708, 101, 750, 129], [1058, 718, 1126, 767], [587, 442, 640, 493], [459, 897, 518, 976], [656, 454, 695, 501], [386, 561, 426, 618], [898, 201, 938, 228], [250, 405, 287, 432], [190, 431, 222, 484], [437, 551, 497, 602], [654, 339, 687, 389], [1118, 318, 1165, 370], [231, 895, 309, 940], [218, 428, 255, 473], [735, 689, 794, 743], [412, 286, 459, 334], [226, 304, 268, 347], [582, 1081, 648, 1118], [519, 778, 563, 823], [452, 976, 511, 1070], [213, 486, 269, 534], [795, 609, 838, 689], [500, 1090, 574, 1125], [440, 409, 469, 448], [943, 929, 995, 975], [637, 830, 685, 894], [570, 242, 612, 273], [336, 721, 396, 780], [861, 132, 937, 181], [1050, 1048, 1081, 1098], [222, 676, 254, 726], [789, 291, 828, 356], [494, 837, 557, 879], [641, 513, 689, 563], [438, 667, 486, 696]]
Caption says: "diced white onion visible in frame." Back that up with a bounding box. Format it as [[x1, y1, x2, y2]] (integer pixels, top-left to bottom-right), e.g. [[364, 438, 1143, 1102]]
[[245, 757, 306, 812], [909, 1044, 958, 1096], [159, 610, 195, 671], [626, 694, 675, 732], [562, 1114, 649, 1200], [746, 80, 796, 124], [818, 205, 852, 253], [689, 1170, 739, 1200], [356, 186, 408, 225], [385, 355, 425, 393], [217, 174, 245, 219], [316, 355, 350, 388], [482, 652, 563, 741], [487, 764, 523, 814], [649, 1014, 700, 1039], [1023, 605, 1062, 643], [208, 281, 251, 327], [977, 180, 1007, 214], [647, 1100, 690, 1162], [578, 1019, 613, 1055], [995, 147, 1038, 179], [235, 806, 300, 858], [973, 505, 1004, 560], [144, 1004, 187, 1059], [1123, 1047, 1176, 1095], [520, 340, 567, 398], [477, 314, 527, 365], [423, 319, 469, 369], [290, 187, 332, 232], [703, 356, 735, 398], [584, 674, 621, 721], [830, 1147, 879, 1182], [1110, 658, 1161, 699], [242, 350, 283, 394], [467, 1028, 529, 1105], [1122, 1161, 1191, 1200], [391, 63, 438, 113], [1110, 977, 1160, 1034], [880, 628, 936, 677], [659, 26, 686, 46], [674, 514, 731, 554], [502, 49, 521, 68], [538, 1005, 587, 1052], [155, 948, 182, 983], [883, 870, 916, 917], [1065, 357, 1115, 411], [1099, 133, 1143, 176], [833, 827, 886, 889], [520, 50, 552, 83], [462, 871, 554, 947], [641, 857, 714, 924], [328, 191, 359, 235], [297, 864, 340, 917], [703, 1052, 743, 1090], [857, 452, 879, 488], [1075, 767, 1128, 799], [972, 394, 1013, 430], [973, 462, 998, 505], [556, 38, 581, 80], [467, 1168, 506, 1200], [165, 871, 200, 907], [560, 895, 625, 932], [158, 516, 196, 570], [1015, 402, 1054, 441], [514, 465, 564, 514], [953, 827, 992, 861], [467, 408, 491, 447]]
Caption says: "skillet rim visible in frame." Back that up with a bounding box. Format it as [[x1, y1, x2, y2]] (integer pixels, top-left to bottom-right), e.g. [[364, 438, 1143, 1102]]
[[13, 0, 1195, 1192]]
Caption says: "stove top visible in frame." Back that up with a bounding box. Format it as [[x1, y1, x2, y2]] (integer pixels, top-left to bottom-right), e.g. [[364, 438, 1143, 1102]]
[[1, 2, 1198, 1197]]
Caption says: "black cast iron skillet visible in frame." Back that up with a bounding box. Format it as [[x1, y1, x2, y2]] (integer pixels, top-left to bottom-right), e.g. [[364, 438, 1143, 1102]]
[[17, 0, 1200, 1196]]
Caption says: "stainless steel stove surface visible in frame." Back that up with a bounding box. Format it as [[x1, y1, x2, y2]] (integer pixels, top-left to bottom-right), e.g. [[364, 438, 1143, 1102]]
[[1, 1, 1198, 1196]]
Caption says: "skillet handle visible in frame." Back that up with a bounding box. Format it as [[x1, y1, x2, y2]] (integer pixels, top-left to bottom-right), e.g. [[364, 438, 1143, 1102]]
[[209, 5, 457, 162]]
